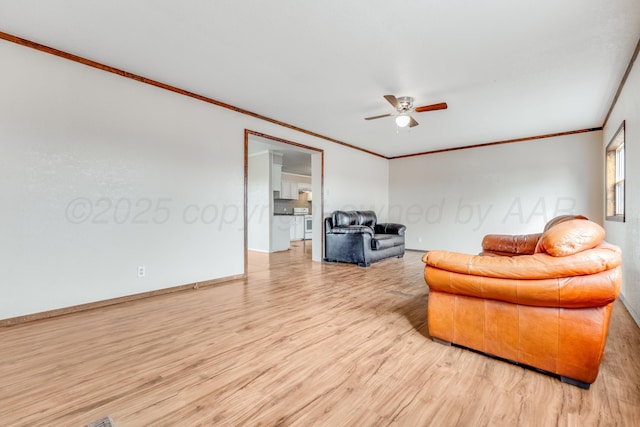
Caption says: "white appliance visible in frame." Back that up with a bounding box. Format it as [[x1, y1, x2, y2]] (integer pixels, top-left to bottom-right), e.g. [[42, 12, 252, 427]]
[[293, 208, 308, 215], [304, 214, 312, 240], [293, 208, 312, 240]]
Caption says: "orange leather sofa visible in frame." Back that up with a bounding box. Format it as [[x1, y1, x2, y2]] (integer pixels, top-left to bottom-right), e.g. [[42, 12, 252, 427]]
[[422, 216, 622, 388]]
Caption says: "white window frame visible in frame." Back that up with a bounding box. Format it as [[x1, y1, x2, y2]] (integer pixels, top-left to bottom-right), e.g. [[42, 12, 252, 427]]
[[606, 121, 625, 222]]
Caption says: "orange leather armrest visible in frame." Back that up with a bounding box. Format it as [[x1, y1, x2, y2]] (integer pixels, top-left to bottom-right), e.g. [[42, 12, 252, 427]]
[[424, 266, 621, 308], [423, 244, 621, 280], [481, 233, 542, 255]]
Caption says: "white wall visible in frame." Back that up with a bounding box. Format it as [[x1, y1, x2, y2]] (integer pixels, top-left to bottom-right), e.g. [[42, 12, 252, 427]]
[[389, 131, 603, 253], [247, 151, 271, 252], [0, 39, 389, 320], [323, 144, 390, 221], [602, 50, 640, 326]]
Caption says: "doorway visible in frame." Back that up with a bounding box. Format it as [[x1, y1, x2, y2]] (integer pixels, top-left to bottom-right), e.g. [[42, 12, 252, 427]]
[[244, 130, 323, 273]]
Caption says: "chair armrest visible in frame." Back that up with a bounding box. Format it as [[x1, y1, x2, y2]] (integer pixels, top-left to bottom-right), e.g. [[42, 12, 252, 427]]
[[425, 265, 621, 308], [375, 223, 406, 235], [422, 243, 621, 280], [327, 225, 374, 236], [423, 244, 622, 308], [481, 233, 541, 255]]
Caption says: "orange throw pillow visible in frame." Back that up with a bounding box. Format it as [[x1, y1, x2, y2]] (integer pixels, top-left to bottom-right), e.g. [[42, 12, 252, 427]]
[[535, 219, 605, 256]]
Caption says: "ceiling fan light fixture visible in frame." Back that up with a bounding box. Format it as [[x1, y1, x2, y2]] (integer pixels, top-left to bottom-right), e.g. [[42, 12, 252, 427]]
[[395, 114, 411, 127], [364, 94, 447, 128]]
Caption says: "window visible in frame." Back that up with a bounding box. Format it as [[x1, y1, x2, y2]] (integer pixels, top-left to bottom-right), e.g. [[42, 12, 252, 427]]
[[606, 121, 625, 221]]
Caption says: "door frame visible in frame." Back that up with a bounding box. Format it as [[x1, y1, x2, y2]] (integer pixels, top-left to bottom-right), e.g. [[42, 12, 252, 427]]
[[244, 129, 324, 273]]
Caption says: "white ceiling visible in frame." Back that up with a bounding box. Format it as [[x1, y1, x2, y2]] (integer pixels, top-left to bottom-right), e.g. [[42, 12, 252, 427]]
[[248, 136, 313, 176], [1, 1, 639, 158]]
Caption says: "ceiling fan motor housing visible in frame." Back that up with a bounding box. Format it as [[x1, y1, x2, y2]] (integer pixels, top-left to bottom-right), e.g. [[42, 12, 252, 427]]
[[396, 96, 414, 112]]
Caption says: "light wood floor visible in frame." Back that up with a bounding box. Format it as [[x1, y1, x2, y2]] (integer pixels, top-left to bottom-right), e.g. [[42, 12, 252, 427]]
[[1, 243, 639, 426]]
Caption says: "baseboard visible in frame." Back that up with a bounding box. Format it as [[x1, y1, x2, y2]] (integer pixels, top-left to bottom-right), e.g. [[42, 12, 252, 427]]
[[619, 293, 640, 328], [0, 273, 246, 327]]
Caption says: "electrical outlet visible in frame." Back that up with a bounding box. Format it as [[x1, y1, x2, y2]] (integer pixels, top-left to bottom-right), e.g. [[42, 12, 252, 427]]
[[137, 266, 146, 277]]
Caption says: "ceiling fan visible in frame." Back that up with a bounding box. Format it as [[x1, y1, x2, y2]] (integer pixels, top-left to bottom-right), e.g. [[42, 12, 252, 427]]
[[364, 95, 448, 128]]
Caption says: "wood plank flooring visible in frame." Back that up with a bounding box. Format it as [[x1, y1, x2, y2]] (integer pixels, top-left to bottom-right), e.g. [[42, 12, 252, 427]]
[[1, 242, 639, 426]]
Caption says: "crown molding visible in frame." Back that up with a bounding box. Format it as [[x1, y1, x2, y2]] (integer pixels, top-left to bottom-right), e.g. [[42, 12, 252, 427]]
[[0, 30, 385, 159], [0, 30, 630, 160], [390, 128, 603, 159], [602, 37, 640, 129]]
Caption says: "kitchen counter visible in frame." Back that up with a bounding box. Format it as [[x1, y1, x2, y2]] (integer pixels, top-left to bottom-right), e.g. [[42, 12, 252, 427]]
[[274, 212, 311, 216], [272, 213, 310, 241]]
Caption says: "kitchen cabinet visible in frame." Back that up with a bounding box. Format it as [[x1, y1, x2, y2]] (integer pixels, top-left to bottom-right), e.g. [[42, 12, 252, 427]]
[[278, 172, 311, 200], [279, 179, 299, 200], [272, 163, 282, 193], [271, 153, 283, 193], [271, 215, 291, 252], [291, 216, 305, 241]]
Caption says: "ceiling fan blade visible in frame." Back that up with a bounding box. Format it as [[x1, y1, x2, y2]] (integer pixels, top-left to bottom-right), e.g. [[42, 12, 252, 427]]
[[383, 94, 398, 109], [414, 102, 448, 113], [364, 113, 393, 120], [408, 116, 419, 128]]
